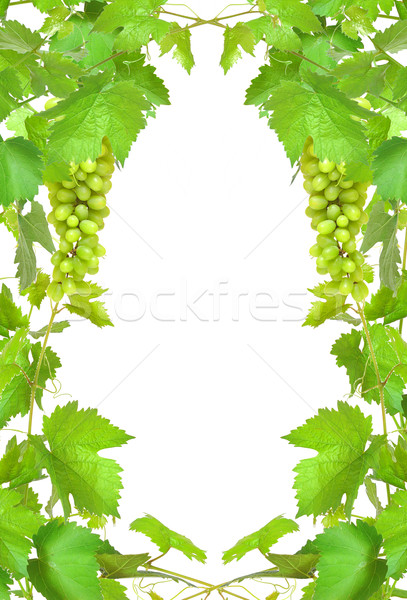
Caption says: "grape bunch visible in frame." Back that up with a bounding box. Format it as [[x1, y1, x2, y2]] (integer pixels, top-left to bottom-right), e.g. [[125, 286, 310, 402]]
[[301, 137, 370, 303], [46, 137, 114, 302]]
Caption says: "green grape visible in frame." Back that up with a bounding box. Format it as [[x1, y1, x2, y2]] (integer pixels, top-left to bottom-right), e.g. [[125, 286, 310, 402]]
[[324, 185, 341, 201], [310, 244, 322, 257], [87, 256, 99, 269], [94, 244, 106, 257], [88, 212, 105, 229], [350, 266, 364, 282], [80, 159, 97, 173], [343, 239, 357, 254], [88, 195, 107, 211], [342, 204, 361, 221], [79, 234, 99, 248], [312, 173, 330, 191], [74, 204, 89, 220], [76, 245, 94, 261], [57, 188, 76, 203], [75, 281, 91, 296], [303, 159, 321, 176], [51, 250, 64, 266], [55, 203, 74, 221], [312, 212, 328, 229], [101, 179, 112, 194], [65, 227, 81, 243], [95, 160, 114, 177], [303, 179, 314, 194], [317, 234, 336, 248], [53, 266, 63, 282], [322, 245, 339, 260], [73, 256, 87, 276], [59, 239, 73, 253], [337, 163, 346, 174], [79, 219, 98, 235], [49, 195, 59, 209], [62, 179, 76, 189], [335, 228, 351, 243], [318, 159, 336, 173], [60, 258, 74, 273], [101, 142, 109, 156], [305, 206, 317, 218], [339, 178, 354, 189], [339, 278, 353, 295], [47, 212, 57, 225], [325, 280, 341, 296], [359, 211, 369, 224], [317, 219, 336, 235], [55, 222, 68, 237], [62, 277, 77, 295], [47, 182, 62, 193], [329, 256, 344, 276], [342, 258, 356, 273], [350, 251, 365, 266], [88, 266, 99, 275], [352, 281, 369, 302], [328, 169, 340, 181], [316, 255, 329, 269], [47, 281, 64, 302], [72, 271, 85, 281], [327, 204, 341, 220], [348, 222, 361, 237], [75, 184, 91, 201], [86, 173, 104, 192], [67, 215, 79, 228], [316, 266, 328, 275], [354, 181, 369, 194], [99, 206, 110, 218], [336, 215, 349, 228], [339, 189, 359, 203], [307, 141, 316, 157], [75, 167, 87, 181]]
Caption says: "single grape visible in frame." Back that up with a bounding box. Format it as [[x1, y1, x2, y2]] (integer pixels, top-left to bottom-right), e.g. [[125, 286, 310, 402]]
[[318, 158, 336, 173], [59, 239, 73, 254], [87, 266, 99, 275], [74, 204, 89, 220], [65, 227, 81, 243], [57, 188, 76, 203], [327, 204, 341, 221], [75, 167, 87, 181], [310, 244, 322, 257], [335, 228, 351, 243], [76, 245, 94, 261], [87, 256, 99, 269], [350, 251, 365, 266], [60, 258, 74, 273], [316, 266, 328, 275], [317, 219, 336, 235], [305, 206, 317, 218], [62, 179, 76, 190], [73, 256, 87, 276], [336, 215, 349, 228], [98, 206, 110, 218], [62, 277, 77, 295], [101, 179, 112, 194], [348, 222, 361, 237], [352, 281, 369, 302], [350, 266, 364, 282], [67, 215, 79, 228], [53, 266, 63, 282], [329, 257, 344, 277], [339, 278, 353, 295], [55, 222, 68, 237], [342, 258, 356, 273], [49, 195, 59, 209], [47, 212, 57, 225], [47, 182, 62, 193], [51, 250, 65, 266], [55, 203, 74, 221], [342, 204, 361, 221], [88, 212, 105, 229], [317, 234, 336, 248], [80, 159, 97, 173], [312, 173, 330, 192], [94, 244, 106, 257], [47, 281, 64, 302], [303, 179, 314, 194], [79, 219, 98, 235], [339, 178, 354, 189], [343, 239, 357, 254], [339, 189, 359, 203], [328, 169, 340, 181], [359, 211, 369, 224], [78, 234, 99, 248], [95, 160, 114, 177], [322, 245, 339, 260], [86, 173, 104, 192], [75, 184, 91, 201], [72, 271, 85, 281], [324, 185, 341, 201], [88, 195, 107, 211]]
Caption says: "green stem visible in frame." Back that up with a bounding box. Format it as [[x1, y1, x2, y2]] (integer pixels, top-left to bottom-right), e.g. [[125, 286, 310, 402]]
[[377, 13, 400, 19], [9, 0, 33, 4], [146, 566, 213, 588], [399, 228, 407, 335], [287, 50, 330, 72], [393, 590, 407, 598], [217, 9, 260, 20], [358, 304, 391, 504], [86, 50, 127, 72], [370, 37, 405, 68], [160, 8, 201, 20]]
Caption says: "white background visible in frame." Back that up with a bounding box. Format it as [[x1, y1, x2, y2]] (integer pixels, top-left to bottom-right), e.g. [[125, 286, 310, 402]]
[[1, 3, 399, 598]]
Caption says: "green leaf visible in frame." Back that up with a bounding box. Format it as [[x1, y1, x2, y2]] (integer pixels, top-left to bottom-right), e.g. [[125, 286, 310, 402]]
[[0, 567, 11, 600], [393, 66, 407, 100], [0, 331, 31, 428], [47, 73, 150, 166], [376, 490, 407, 579], [28, 343, 61, 409], [334, 52, 387, 97], [283, 402, 383, 518], [245, 54, 301, 106], [30, 51, 84, 98], [29, 320, 70, 339], [64, 294, 113, 328], [5, 105, 32, 137], [160, 23, 194, 74], [299, 35, 337, 75], [373, 138, 407, 204], [222, 516, 298, 563], [28, 520, 102, 600], [0, 285, 28, 331], [0, 437, 44, 488], [266, 553, 318, 578], [331, 325, 405, 415], [94, 0, 170, 52], [264, 0, 322, 33], [247, 17, 301, 51], [130, 514, 207, 563], [0, 488, 43, 576], [267, 73, 370, 165], [372, 438, 407, 489], [314, 521, 386, 600], [114, 53, 170, 106], [342, 6, 376, 40], [303, 296, 351, 327], [367, 115, 391, 151], [0, 137, 43, 208], [20, 270, 50, 309], [97, 553, 150, 578], [301, 582, 316, 600], [365, 279, 407, 324], [100, 579, 129, 599], [31, 401, 133, 518], [0, 21, 42, 54], [373, 20, 407, 53], [220, 23, 256, 74]]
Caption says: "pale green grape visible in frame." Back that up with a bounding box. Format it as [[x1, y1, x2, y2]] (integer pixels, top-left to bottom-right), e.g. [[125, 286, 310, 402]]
[[342, 258, 356, 273], [62, 179, 76, 189], [57, 188, 76, 203], [59, 239, 73, 253], [339, 189, 359, 203], [327, 204, 341, 220], [47, 281, 64, 302], [62, 277, 77, 295], [88, 195, 107, 211], [335, 228, 351, 243], [312, 173, 330, 192], [80, 159, 97, 173], [342, 204, 361, 221], [79, 219, 98, 235], [74, 204, 88, 220], [76, 245, 94, 261], [60, 258, 74, 273], [339, 278, 353, 295], [55, 203, 74, 221], [86, 173, 104, 192], [318, 159, 336, 173], [352, 281, 369, 302], [322, 245, 339, 260], [324, 185, 341, 201], [336, 215, 349, 228], [65, 227, 81, 243], [67, 215, 79, 228], [94, 244, 106, 257], [75, 184, 91, 201], [317, 219, 336, 235]]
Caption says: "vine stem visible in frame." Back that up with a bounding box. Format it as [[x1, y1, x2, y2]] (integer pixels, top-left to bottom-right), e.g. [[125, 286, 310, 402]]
[[145, 566, 213, 588], [357, 303, 391, 504], [27, 302, 59, 436]]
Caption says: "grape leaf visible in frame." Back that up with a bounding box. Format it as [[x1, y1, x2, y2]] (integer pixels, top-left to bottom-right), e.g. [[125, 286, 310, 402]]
[[0, 437, 44, 488], [283, 401, 383, 518], [299, 35, 337, 75], [220, 23, 256, 74], [365, 279, 407, 324], [372, 437, 407, 489], [131, 514, 207, 563], [28, 520, 102, 600], [47, 73, 150, 166], [373, 20, 407, 53], [0, 285, 28, 331], [0, 137, 43, 208], [247, 17, 301, 51], [0, 330, 31, 428], [30, 401, 133, 518], [342, 6, 376, 40], [314, 521, 386, 600], [114, 53, 170, 106], [29, 320, 70, 339], [245, 54, 301, 106], [20, 270, 50, 309], [266, 73, 370, 165], [334, 52, 387, 97], [160, 23, 194, 74], [94, 0, 170, 52], [222, 516, 298, 563], [373, 138, 407, 205], [64, 294, 113, 328], [0, 21, 43, 54], [301, 582, 316, 600], [30, 51, 84, 98], [6, 105, 31, 138], [376, 490, 407, 579], [304, 0, 342, 16], [367, 115, 391, 151], [97, 553, 150, 578], [266, 553, 319, 578], [303, 296, 351, 327], [264, 0, 322, 33], [100, 579, 129, 599], [0, 488, 43, 576], [0, 567, 11, 600], [393, 66, 407, 100]]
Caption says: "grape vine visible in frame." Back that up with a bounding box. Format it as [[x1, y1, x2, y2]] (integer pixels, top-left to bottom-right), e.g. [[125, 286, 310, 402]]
[[1, 0, 407, 599]]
